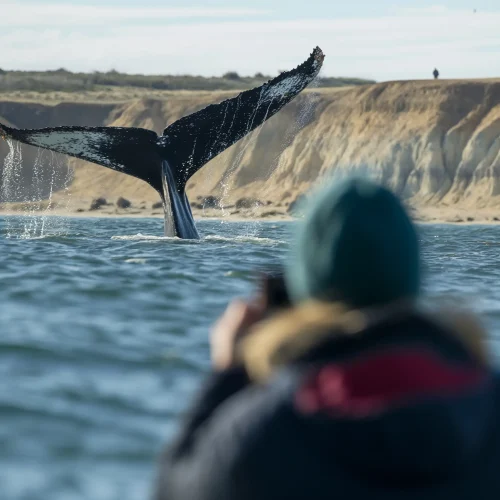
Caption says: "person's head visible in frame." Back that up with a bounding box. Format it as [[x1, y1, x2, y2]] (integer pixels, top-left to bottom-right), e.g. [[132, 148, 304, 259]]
[[285, 178, 420, 309]]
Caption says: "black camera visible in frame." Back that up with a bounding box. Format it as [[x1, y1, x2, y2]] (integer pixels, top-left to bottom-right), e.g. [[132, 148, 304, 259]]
[[258, 270, 291, 310]]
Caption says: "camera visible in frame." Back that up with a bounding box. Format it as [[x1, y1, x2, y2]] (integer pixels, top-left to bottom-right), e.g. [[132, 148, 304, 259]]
[[258, 270, 291, 311]]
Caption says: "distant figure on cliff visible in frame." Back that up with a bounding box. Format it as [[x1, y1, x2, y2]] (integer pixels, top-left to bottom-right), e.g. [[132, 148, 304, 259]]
[[433, 68, 439, 79]]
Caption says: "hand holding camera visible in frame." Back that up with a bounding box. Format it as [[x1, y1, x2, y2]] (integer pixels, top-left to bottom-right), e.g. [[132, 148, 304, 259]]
[[210, 272, 290, 371]]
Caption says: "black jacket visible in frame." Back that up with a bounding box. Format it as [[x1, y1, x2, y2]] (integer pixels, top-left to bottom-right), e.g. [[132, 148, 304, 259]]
[[154, 304, 500, 500]]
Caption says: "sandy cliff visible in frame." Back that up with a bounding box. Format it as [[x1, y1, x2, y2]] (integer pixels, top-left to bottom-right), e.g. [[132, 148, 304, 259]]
[[1, 80, 500, 213]]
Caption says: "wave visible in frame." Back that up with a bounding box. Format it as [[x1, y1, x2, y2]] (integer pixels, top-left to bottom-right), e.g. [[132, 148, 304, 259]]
[[111, 234, 189, 242], [111, 234, 286, 245], [204, 235, 286, 245]]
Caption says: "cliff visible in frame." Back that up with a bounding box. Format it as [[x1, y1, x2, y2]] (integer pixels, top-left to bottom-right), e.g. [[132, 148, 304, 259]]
[[1, 80, 500, 211]]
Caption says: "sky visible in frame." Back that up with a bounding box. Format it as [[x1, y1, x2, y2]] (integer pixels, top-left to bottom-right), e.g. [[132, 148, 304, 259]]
[[1, 0, 500, 81]]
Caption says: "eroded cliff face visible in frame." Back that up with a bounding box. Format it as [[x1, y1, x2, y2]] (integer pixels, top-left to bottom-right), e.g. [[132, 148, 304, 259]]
[[1, 80, 500, 208]]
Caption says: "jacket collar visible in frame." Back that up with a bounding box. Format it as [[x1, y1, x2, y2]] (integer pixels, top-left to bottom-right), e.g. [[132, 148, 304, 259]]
[[238, 299, 489, 382]]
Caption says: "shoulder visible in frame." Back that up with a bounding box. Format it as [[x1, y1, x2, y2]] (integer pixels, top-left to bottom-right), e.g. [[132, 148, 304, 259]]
[[490, 372, 500, 393]]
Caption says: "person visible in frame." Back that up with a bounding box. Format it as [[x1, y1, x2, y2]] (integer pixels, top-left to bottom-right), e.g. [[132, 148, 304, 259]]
[[154, 178, 498, 500], [433, 68, 439, 79]]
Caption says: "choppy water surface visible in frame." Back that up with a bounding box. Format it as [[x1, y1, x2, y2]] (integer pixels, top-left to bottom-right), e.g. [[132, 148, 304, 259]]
[[2, 217, 500, 499]]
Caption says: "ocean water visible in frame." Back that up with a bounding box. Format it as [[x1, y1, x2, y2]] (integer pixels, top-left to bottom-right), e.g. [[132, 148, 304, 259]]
[[1, 216, 500, 500]]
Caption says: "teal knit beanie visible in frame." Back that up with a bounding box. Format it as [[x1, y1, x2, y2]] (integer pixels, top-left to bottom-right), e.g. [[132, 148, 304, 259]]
[[285, 178, 420, 307]]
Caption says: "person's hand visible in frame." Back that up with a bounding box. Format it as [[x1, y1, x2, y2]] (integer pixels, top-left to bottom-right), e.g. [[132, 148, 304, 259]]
[[210, 299, 265, 371]]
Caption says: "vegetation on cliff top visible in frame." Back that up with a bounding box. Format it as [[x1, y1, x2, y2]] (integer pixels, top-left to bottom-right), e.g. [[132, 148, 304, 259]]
[[0, 67, 374, 92]]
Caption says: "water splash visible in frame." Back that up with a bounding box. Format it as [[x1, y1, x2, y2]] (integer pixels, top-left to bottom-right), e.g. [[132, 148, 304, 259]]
[[1, 141, 71, 239], [215, 83, 320, 237], [110, 233, 285, 246], [111, 234, 183, 242], [1, 139, 22, 204], [204, 235, 285, 245]]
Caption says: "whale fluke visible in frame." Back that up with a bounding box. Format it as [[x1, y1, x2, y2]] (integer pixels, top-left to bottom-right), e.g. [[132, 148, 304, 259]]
[[0, 125, 165, 192], [0, 47, 324, 238], [162, 46, 324, 191]]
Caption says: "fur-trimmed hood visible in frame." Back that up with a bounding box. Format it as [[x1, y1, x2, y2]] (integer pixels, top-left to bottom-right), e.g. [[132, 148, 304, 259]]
[[239, 299, 489, 382]]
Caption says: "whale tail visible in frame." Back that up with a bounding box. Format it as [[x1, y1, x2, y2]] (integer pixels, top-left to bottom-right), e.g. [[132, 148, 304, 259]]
[[161, 46, 325, 191], [0, 124, 166, 194], [0, 47, 324, 199]]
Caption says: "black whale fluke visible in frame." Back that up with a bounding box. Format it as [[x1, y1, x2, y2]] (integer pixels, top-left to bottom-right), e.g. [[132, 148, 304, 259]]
[[0, 47, 324, 239], [162, 46, 325, 191]]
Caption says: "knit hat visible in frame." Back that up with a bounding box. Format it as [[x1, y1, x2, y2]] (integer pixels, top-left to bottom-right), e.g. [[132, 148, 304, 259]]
[[285, 178, 420, 308]]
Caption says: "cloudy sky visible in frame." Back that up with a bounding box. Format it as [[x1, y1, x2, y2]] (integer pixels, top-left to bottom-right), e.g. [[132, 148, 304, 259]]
[[1, 0, 500, 81]]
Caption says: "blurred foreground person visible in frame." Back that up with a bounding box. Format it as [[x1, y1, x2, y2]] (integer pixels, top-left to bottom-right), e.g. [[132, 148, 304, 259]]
[[155, 179, 497, 500]]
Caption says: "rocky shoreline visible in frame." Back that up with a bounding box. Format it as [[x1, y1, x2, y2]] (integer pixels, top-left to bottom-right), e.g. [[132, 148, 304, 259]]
[[3, 195, 500, 225]]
